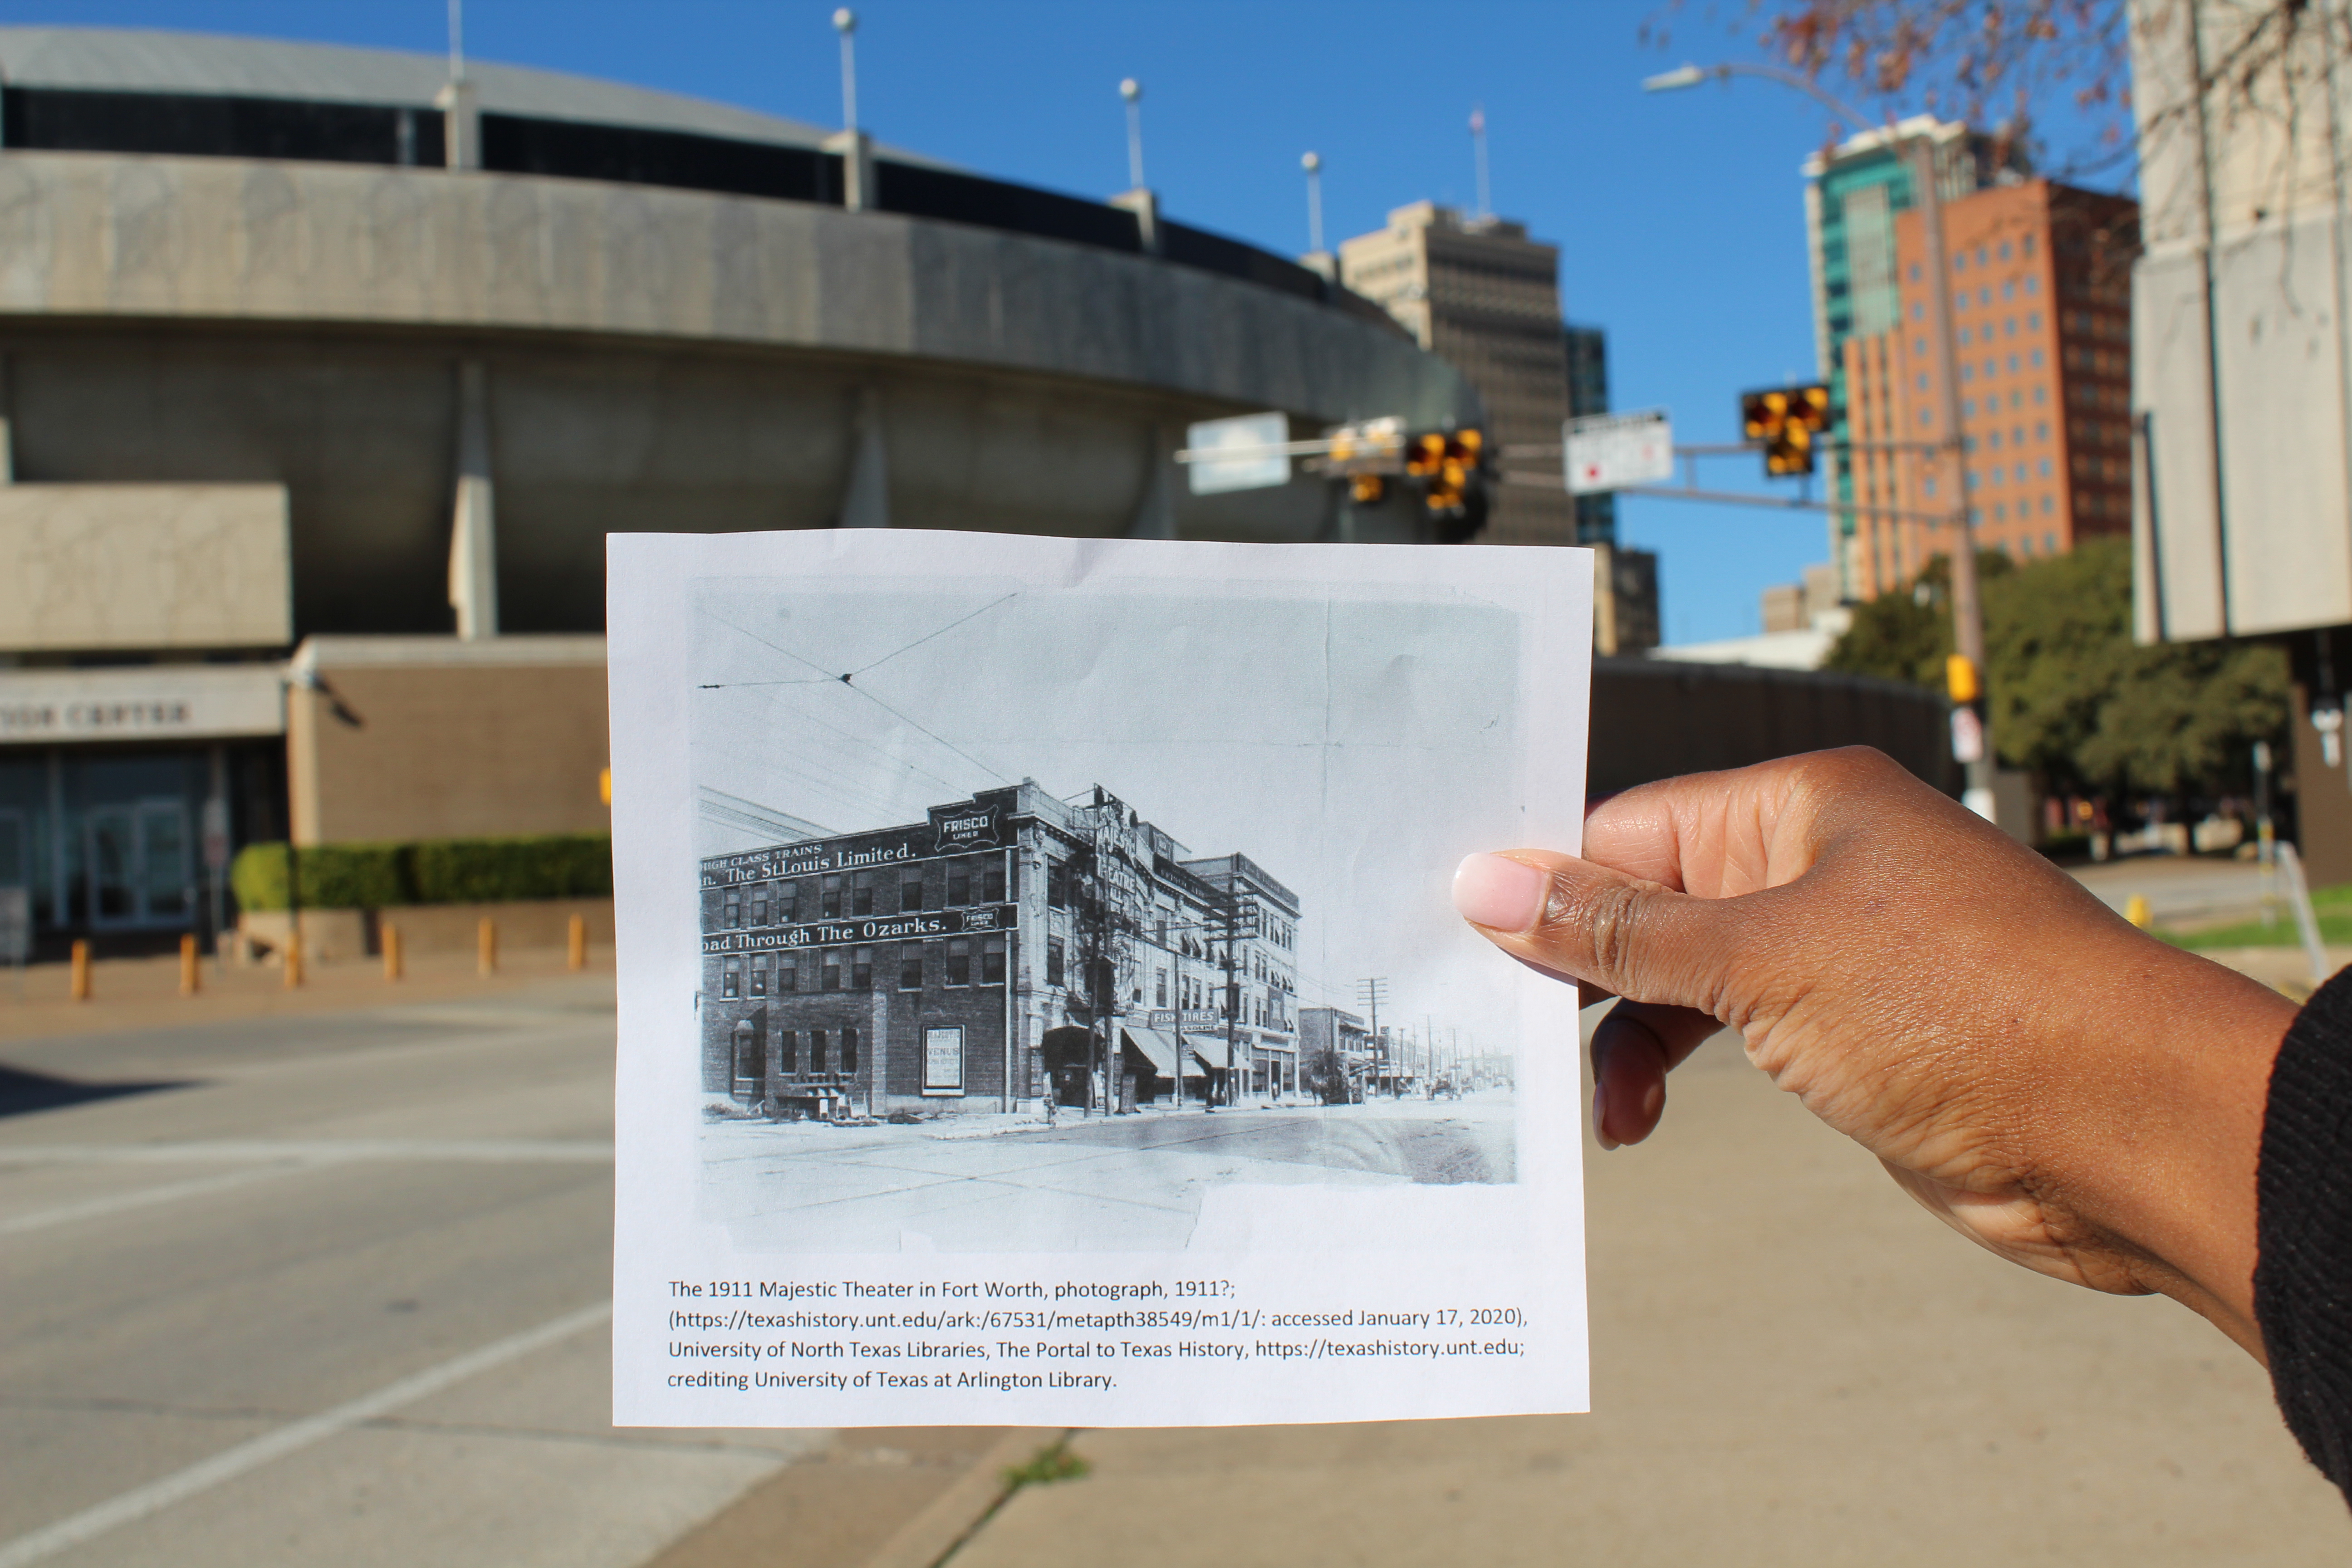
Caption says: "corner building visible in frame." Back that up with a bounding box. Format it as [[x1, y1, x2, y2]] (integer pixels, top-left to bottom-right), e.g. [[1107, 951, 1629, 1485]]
[[700, 782, 1299, 1115]]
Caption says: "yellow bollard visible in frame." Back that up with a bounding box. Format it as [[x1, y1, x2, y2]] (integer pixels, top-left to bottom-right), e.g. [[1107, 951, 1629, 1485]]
[[69, 939, 90, 1002], [284, 928, 304, 989], [567, 913, 587, 972], [2125, 893, 2152, 929], [478, 916, 497, 977], [382, 923, 404, 982], [180, 933, 200, 997]]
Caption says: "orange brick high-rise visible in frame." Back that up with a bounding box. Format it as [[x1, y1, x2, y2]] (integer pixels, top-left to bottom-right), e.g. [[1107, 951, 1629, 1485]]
[[1841, 178, 2137, 598]]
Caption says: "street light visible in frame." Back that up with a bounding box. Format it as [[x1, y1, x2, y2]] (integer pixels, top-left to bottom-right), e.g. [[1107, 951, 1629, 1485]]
[[833, 9, 858, 133], [1645, 60, 1995, 821], [1119, 78, 1144, 190], [1301, 150, 1324, 254]]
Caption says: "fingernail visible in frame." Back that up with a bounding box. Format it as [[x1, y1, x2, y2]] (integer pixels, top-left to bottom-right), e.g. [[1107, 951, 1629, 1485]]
[[1453, 853, 1546, 933], [1592, 1082, 1618, 1151]]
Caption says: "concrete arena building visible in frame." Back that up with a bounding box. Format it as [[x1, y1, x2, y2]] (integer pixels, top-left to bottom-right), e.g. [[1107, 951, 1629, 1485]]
[[0, 27, 1479, 950]]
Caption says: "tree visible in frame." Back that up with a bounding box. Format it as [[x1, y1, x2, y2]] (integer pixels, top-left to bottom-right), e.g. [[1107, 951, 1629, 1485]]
[[1826, 539, 2289, 798]]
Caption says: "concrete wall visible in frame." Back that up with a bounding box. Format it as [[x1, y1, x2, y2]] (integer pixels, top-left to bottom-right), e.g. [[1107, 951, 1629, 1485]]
[[1593, 658, 1956, 799], [0, 153, 1484, 633], [0, 481, 288, 648], [286, 634, 607, 845]]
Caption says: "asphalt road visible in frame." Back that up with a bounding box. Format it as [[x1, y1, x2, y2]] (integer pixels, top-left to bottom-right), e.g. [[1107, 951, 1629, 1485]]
[[0, 978, 820, 1568], [700, 1093, 1517, 1253]]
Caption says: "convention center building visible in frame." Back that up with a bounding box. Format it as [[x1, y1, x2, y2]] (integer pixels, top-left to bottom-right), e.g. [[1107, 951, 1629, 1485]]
[[699, 781, 1301, 1116], [0, 25, 1475, 953]]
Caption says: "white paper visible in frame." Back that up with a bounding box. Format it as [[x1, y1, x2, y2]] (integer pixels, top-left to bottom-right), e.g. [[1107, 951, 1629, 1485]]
[[609, 529, 1592, 1428]]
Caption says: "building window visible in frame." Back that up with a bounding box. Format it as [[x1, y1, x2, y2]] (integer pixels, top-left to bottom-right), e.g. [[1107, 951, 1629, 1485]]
[[2043, 495, 2055, 514], [983, 935, 1004, 984], [779, 957, 797, 993], [901, 945, 924, 989], [1983, 358, 1997, 378], [852, 874, 874, 916], [1953, 292, 1967, 314], [947, 862, 971, 905], [2030, 349, 2044, 368], [1916, 373, 1928, 392], [1156, 967, 1169, 1007], [2007, 355, 2020, 373], [1959, 326, 1973, 346], [1954, 251, 1967, 271], [2028, 311, 2042, 331], [778, 882, 798, 922], [983, 861, 1006, 902], [852, 946, 873, 988], [2035, 386, 2047, 405], [2045, 531, 2057, 550], [1988, 430, 2002, 449], [1047, 938, 1065, 987], [1909, 262, 1921, 282], [750, 966, 767, 997], [1994, 503, 2007, 520], [1969, 507, 1983, 524], [723, 893, 741, 927], [1920, 409, 1934, 426], [822, 875, 842, 917], [1914, 338, 1927, 357], [811, 1029, 828, 1071], [721, 967, 740, 998], [750, 894, 767, 926], [1923, 476, 1937, 497], [1047, 861, 1067, 909], [2004, 316, 2017, 336], [842, 1026, 858, 1073], [1961, 365, 1974, 382], [1977, 285, 1989, 305], [901, 867, 925, 913], [780, 1029, 797, 1071], [822, 949, 842, 990], [2014, 463, 2026, 482], [947, 938, 971, 986], [1912, 300, 1924, 318]]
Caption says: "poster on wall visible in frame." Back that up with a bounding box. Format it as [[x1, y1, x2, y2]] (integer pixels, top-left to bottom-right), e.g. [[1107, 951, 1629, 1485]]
[[608, 528, 1593, 1427]]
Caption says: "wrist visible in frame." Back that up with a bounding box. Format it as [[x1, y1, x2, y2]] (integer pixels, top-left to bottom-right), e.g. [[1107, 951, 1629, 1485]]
[[2054, 941, 2293, 1359]]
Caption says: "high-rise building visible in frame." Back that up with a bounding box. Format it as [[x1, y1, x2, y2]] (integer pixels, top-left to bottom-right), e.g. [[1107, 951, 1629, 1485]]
[[1804, 117, 2019, 595], [1839, 179, 2139, 598], [1339, 203, 1659, 651]]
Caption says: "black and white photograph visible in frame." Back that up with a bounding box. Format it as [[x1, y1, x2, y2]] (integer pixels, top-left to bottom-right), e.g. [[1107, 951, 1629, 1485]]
[[612, 529, 1590, 1426], [684, 564, 1539, 1252]]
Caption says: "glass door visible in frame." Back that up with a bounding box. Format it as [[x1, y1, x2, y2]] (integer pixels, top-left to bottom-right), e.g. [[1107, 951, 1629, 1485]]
[[85, 800, 194, 930]]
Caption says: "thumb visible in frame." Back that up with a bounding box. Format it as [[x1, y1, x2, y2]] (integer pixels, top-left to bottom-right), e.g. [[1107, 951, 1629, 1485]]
[[1451, 850, 1747, 1015]]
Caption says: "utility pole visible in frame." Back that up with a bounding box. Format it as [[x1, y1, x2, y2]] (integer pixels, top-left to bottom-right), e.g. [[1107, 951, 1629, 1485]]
[[1908, 133, 1995, 819], [1359, 977, 1388, 1095]]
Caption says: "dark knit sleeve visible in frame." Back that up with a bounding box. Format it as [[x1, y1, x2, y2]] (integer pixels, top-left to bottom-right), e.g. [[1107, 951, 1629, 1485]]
[[2257, 964, 2352, 1502]]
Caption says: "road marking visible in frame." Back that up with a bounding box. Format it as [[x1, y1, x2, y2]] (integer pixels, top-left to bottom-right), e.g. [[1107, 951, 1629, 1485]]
[[0, 1161, 314, 1236], [0, 1301, 612, 1568], [0, 1141, 612, 1235], [0, 1139, 613, 1166]]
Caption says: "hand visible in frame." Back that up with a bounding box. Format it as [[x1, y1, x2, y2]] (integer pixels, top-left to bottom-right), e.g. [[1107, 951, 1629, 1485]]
[[1450, 747, 2296, 1361]]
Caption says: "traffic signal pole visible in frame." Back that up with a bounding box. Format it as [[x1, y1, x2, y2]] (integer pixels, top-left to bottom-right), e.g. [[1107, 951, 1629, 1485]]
[[1907, 136, 1997, 820]]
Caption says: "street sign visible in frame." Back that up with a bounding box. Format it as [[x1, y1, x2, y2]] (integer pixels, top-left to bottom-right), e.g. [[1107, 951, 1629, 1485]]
[[1564, 408, 1674, 495], [1183, 412, 1290, 495], [0, 887, 28, 965]]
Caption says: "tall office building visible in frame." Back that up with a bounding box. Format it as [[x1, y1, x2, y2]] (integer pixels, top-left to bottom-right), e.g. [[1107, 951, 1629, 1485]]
[[1804, 117, 2020, 596], [1839, 179, 2139, 597], [1340, 203, 1659, 651]]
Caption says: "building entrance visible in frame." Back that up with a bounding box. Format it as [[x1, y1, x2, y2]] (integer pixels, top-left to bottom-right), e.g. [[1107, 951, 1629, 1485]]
[[87, 799, 194, 930]]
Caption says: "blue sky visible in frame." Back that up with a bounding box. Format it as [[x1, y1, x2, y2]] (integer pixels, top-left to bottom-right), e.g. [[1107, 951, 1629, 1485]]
[[7, 0, 2127, 642]]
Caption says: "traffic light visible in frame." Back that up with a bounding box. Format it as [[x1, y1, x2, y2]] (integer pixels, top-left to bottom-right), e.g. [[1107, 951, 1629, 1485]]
[[1406, 427, 1488, 539], [1740, 383, 1831, 476]]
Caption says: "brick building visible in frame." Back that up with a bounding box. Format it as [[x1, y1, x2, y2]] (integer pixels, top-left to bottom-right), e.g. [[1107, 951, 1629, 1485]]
[[1839, 178, 2139, 598], [699, 781, 1300, 1116]]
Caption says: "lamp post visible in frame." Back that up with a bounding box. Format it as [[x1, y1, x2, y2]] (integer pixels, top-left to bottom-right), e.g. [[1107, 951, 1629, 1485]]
[[833, 9, 858, 133], [1119, 78, 1144, 190], [1302, 151, 1325, 255], [1645, 61, 1995, 820]]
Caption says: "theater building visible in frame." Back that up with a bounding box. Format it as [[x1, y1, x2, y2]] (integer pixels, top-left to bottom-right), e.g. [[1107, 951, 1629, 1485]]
[[699, 780, 1299, 1116]]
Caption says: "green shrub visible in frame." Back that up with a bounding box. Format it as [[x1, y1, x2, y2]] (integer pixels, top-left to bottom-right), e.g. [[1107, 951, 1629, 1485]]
[[411, 834, 613, 903], [230, 834, 611, 911], [230, 841, 408, 911]]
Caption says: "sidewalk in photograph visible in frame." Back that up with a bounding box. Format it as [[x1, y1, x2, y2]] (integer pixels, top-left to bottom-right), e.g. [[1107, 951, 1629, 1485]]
[[698, 1093, 1517, 1253]]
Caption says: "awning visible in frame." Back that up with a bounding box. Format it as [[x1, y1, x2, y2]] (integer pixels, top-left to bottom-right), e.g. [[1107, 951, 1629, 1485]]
[[1119, 1026, 1181, 1077], [1178, 1031, 1229, 1070]]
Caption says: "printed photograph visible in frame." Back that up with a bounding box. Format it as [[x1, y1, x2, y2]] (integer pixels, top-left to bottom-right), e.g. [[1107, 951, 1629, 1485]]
[[688, 570, 1530, 1252]]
